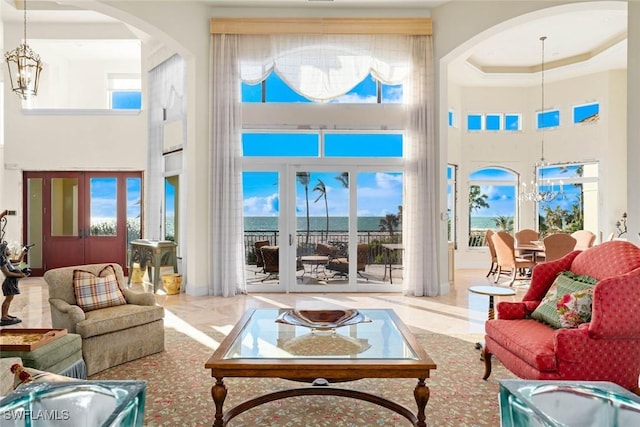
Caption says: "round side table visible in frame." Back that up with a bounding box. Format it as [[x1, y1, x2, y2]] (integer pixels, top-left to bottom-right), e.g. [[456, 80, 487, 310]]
[[469, 285, 516, 320]]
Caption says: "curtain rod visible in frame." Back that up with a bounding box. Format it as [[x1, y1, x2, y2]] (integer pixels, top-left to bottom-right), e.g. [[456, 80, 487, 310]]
[[210, 17, 432, 35]]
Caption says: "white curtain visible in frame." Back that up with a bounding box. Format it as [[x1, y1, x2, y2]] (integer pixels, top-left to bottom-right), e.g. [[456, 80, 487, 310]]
[[403, 36, 439, 296], [238, 35, 410, 100], [209, 34, 246, 296], [209, 32, 437, 296]]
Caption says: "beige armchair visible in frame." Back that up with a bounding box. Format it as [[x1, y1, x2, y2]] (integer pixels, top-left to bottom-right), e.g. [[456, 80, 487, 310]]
[[44, 263, 165, 376]]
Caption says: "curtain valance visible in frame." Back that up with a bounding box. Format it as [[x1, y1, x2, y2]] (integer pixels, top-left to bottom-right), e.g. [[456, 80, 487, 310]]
[[239, 35, 410, 101]]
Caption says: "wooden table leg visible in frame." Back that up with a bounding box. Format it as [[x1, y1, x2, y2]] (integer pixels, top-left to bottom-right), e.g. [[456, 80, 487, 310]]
[[211, 377, 227, 427], [487, 295, 496, 320], [414, 378, 430, 427]]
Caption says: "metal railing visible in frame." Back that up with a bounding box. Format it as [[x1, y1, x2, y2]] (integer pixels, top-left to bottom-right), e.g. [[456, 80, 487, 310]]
[[244, 230, 402, 265]]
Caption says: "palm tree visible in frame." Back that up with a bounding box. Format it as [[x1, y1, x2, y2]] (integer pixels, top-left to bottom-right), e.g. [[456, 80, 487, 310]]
[[379, 213, 400, 237], [493, 215, 513, 232], [469, 185, 490, 212], [313, 179, 329, 241], [296, 172, 311, 244], [335, 172, 349, 188]]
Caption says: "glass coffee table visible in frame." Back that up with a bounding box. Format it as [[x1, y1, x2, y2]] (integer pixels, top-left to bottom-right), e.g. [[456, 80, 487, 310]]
[[205, 308, 436, 427]]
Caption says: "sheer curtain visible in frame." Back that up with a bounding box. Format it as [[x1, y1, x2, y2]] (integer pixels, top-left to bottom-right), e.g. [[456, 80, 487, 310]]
[[209, 34, 246, 296], [403, 36, 439, 296], [238, 35, 410, 100], [209, 33, 437, 296]]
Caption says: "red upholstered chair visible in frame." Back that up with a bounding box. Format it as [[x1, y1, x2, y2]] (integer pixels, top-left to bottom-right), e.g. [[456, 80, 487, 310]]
[[482, 240, 640, 393]]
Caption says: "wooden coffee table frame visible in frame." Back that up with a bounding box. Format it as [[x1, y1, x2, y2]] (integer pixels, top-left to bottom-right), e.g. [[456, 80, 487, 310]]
[[205, 308, 437, 427]]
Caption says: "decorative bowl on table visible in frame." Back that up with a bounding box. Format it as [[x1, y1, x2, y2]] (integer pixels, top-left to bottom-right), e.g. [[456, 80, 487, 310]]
[[275, 309, 370, 331]]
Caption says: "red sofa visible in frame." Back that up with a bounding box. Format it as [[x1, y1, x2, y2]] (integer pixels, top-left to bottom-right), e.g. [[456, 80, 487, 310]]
[[482, 240, 640, 392]]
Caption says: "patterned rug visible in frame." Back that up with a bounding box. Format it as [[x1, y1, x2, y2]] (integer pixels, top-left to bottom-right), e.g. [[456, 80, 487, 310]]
[[90, 328, 516, 426]]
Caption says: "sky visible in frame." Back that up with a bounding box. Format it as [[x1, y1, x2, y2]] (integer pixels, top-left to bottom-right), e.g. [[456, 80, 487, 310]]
[[243, 171, 403, 218], [90, 177, 141, 222], [470, 165, 586, 217]]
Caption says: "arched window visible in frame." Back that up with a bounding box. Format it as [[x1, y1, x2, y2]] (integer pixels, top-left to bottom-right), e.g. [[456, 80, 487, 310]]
[[468, 167, 517, 247]]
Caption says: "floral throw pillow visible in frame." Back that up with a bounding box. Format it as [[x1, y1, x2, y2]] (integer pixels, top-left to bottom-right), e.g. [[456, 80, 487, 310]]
[[557, 287, 593, 328], [531, 272, 596, 329]]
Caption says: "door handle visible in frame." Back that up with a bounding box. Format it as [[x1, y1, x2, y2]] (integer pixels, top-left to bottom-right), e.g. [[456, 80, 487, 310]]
[[289, 234, 293, 246]]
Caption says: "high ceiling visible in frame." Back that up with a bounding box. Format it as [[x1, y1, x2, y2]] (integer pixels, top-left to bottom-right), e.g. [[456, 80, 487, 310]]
[[1, 0, 628, 87]]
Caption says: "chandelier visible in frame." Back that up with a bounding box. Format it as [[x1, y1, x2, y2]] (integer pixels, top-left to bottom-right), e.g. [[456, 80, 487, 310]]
[[4, 0, 43, 99], [519, 36, 561, 203]]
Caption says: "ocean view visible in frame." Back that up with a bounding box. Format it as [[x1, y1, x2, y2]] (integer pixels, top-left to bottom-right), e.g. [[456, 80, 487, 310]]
[[470, 216, 513, 230], [244, 216, 502, 232], [245, 216, 396, 232]]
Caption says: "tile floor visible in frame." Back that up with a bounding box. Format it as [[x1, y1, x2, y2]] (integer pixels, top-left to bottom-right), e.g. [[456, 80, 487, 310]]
[[2, 269, 529, 341]]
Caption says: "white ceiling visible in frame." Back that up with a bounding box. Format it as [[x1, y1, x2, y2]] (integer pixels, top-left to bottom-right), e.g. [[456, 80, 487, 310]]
[[1, 0, 628, 87]]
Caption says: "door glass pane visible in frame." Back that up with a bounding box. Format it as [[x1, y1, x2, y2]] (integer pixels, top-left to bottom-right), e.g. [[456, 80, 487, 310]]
[[243, 171, 280, 285], [26, 178, 43, 269], [127, 177, 142, 243], [51, 178, 79, 237], [89, 177, 117, 236], [358, 172, 403, 285], [164, 176, 178, 243], [297, 171, 349, 284]]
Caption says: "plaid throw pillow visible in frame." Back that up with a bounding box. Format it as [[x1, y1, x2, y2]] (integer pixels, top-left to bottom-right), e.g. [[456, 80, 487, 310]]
[[73, 266, 126, 312]]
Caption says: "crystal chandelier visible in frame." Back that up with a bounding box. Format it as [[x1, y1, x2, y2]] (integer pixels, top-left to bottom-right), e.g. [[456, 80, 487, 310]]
[[519, 36, 561, 203], [4, 0, 43, 99]]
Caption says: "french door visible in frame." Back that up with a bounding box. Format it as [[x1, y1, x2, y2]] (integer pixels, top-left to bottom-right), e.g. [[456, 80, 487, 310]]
[[244, 164, 404, 293], [23, 171, 142, 275]]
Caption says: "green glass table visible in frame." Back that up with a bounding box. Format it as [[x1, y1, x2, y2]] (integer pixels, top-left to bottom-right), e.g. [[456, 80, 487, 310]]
[[205, 308, 436, 427]]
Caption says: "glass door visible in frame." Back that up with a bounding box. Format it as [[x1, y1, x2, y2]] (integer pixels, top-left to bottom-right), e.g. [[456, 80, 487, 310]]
[[244, 170, 286, 292], [292, 169, 354, 291], [23, 171, 142, 274]]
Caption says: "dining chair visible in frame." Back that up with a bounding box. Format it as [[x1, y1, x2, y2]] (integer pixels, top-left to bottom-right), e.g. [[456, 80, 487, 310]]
[[542, 233, 577, 262], [485, 229, 498, 277], [491, 231, 535, 286], [571, 230, 596, 251], [515, 228, 539, 261]]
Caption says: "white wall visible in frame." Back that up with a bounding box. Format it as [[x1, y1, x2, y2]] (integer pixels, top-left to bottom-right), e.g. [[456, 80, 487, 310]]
[[433, 0, 638, 275], [455, 70, 627, 269], [2, 0, 638, 294]]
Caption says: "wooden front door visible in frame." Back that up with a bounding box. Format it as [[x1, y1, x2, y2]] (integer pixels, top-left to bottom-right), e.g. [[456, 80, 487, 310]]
[[23, 171, 143, 275]]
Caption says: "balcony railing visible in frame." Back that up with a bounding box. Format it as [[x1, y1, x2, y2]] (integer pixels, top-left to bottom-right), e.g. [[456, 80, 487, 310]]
[[244, 230, 402, 265]]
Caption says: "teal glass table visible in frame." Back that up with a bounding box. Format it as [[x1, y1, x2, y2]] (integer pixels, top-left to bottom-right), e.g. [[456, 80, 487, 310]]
[[499, 379, 640, 426], [0, 380, 146, 427]]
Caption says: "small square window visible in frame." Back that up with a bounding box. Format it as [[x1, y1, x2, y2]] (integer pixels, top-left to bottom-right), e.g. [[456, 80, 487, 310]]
[[467, 114, 483, 131], [486, 114, 501, 131], [111, 91, 141, 110], [505, 114, 521, 131], [573, 103, 599, 124], [537, 110, 560, 129]]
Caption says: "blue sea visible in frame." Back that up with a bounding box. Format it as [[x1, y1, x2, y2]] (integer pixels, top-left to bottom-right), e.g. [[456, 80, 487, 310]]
[[245, 216, 393, 232], [471, 216, 512, 230]]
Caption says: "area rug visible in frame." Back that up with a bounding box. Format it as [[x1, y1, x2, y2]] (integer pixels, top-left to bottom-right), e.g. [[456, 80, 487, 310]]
[[90, 328, 516, 426]]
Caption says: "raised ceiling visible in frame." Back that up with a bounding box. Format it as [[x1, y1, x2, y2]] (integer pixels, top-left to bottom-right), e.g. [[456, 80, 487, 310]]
[[1, 0, 628, 87]]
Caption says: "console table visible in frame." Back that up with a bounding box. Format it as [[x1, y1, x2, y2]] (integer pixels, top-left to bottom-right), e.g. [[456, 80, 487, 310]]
[[128, 239, 178, 293]]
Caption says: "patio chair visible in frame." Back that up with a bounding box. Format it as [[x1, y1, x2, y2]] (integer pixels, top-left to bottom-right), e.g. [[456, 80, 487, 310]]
[[326, 243, 369, 280], [254, 240, 270, 274]]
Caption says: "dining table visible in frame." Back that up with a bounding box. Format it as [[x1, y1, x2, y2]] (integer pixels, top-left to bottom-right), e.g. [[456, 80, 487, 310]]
[[515, 241, 545, 263]]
